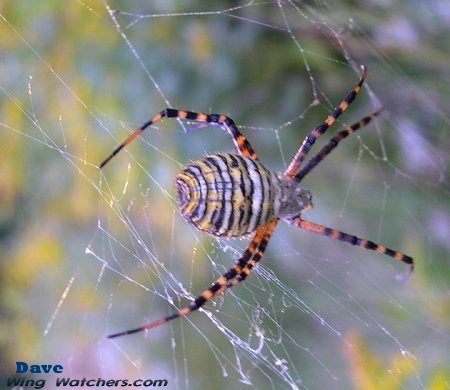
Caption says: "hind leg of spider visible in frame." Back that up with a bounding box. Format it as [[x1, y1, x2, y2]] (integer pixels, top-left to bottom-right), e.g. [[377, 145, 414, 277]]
[[287, 217, 414, 278], [107, 222, 276, 339], [295, 108, 383, 182], [284, 65, 368, 179], [100, 109, 257, 169]]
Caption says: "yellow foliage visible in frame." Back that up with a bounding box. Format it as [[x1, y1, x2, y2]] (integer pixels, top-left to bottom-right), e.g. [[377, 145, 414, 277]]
[[8, 234, 63, 286], [189, 22, 214, 62], [345, 331, 417, 390], [428, 369, 450, 390]]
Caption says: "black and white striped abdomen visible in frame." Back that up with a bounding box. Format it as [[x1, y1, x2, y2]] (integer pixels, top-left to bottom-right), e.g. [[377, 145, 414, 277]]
[[175, 153, 284, 237]]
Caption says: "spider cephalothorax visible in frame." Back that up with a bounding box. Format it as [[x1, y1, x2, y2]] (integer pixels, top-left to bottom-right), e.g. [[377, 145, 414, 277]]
[[100, 65, 413, 338], [277, 178, 313, 219]]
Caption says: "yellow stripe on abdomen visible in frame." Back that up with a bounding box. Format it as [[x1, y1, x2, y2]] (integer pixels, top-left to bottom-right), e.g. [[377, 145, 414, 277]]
[[176, 153, 282, 237]]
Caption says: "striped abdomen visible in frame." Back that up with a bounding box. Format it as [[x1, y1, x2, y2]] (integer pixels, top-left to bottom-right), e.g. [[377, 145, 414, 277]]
[[176, 153, 285, 237]]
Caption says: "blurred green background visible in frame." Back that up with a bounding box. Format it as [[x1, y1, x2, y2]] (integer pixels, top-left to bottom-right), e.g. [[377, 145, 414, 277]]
[[1, 1, 449, 389]]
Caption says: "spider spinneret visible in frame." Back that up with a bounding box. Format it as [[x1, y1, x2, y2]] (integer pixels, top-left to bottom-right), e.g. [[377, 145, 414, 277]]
[[100, 65, 414, 339]]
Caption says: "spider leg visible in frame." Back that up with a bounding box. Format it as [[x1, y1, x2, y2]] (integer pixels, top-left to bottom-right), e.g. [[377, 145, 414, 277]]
[[100, 109, 257, 169], [284, 65, 368, 179], [287, 216, 414, 278], [295, 108, 383, 182], [107, 221, 276, 339], [218, 219, 278, 293]]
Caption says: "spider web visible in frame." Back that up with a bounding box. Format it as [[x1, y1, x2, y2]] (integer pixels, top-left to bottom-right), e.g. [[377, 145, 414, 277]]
[[1, 1, 449, 389]]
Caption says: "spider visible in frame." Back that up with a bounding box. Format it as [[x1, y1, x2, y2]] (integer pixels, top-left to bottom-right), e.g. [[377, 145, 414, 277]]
[[100, 65, 413, 338]]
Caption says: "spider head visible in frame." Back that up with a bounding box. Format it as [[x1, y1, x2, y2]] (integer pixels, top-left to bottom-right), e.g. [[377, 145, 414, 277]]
[[278, 179, 313, 218]]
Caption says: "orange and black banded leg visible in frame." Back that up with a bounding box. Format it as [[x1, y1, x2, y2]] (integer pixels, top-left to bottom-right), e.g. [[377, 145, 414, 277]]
[[107, 222, 274, 339], [99, 109, 257, 169], [221, 219, 278, 292], [284, 65, 368, 179], [287, 217, 414, 278], [295, 108, 383, 182]]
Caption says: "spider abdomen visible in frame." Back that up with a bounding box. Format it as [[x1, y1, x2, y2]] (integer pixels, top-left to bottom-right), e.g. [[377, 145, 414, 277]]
[[176, 153, 284, 237]]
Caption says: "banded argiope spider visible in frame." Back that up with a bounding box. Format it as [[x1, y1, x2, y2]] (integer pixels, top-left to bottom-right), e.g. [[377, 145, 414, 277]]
[[100, 65, 413, 338]]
